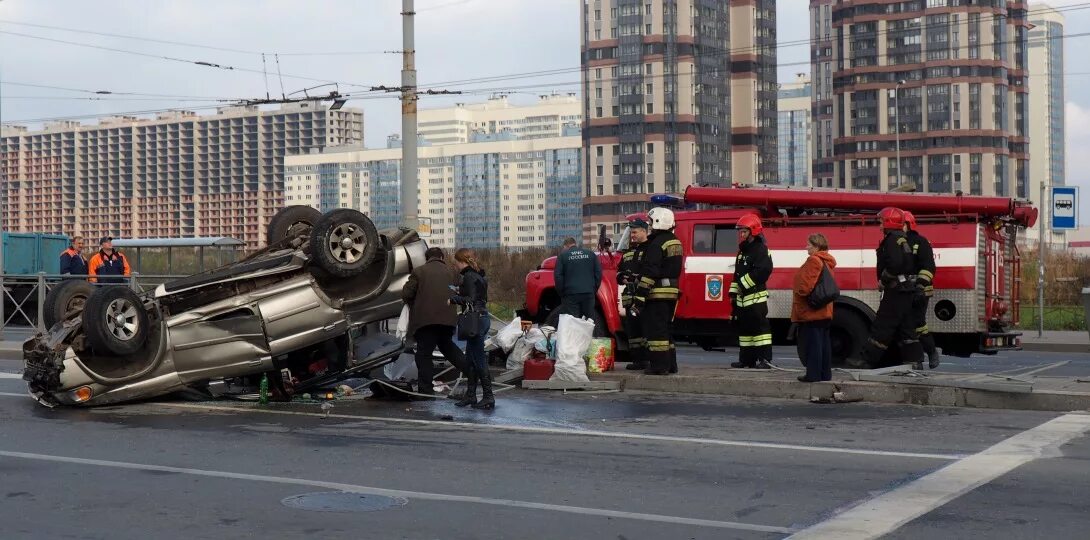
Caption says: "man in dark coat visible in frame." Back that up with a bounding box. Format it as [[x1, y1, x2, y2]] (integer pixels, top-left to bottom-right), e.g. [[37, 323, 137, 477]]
[[554, 237, 603, 320], [401, 247, 468, 397]]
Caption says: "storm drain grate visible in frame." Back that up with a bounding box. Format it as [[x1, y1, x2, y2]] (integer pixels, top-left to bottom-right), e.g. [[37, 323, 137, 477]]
[[281, 491, 408, 513]]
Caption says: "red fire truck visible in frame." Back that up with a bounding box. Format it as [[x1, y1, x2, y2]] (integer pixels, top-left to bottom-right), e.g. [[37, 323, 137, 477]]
[[520, 186, 1038, 368]]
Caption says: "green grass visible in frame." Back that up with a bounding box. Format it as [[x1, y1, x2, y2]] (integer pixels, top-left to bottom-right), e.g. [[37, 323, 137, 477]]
[[487, 301, 519, 324], [1016, 306, 1087, 332]]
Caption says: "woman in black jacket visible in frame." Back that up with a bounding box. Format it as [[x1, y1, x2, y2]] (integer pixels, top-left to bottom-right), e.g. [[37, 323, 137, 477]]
[[450, 248, 494, 410]]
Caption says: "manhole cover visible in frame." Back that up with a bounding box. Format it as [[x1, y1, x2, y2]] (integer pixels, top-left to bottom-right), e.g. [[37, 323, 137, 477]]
[[281, 492, 408, 513]]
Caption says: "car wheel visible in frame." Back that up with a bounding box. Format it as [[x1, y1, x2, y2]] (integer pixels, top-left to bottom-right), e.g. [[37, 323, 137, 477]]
[[309, 208, 379, 277], [267, 205, 322, 249], [43, 280, 95, 328], [82, 286, 150, 356]]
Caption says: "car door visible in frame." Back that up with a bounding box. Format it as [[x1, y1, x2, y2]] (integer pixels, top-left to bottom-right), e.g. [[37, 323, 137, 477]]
[[169, 304, 273, 383], [678, 222, 737, 321]]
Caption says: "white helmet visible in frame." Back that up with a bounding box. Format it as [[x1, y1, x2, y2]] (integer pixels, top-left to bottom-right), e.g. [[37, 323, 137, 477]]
[[647, 207, 675, 231]]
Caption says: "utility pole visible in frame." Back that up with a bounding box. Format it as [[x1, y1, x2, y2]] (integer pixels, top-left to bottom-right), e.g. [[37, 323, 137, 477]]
[[400, 0, 419, 230], [1038, 181, 1046, 338]]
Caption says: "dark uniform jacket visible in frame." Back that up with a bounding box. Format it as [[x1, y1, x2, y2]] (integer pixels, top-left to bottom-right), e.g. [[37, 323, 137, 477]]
[[59, 248, 88, 277], [729, 235, 773, 307], [554, 246, 602, 296], [401, 259, 460, 336], [618, 243, 645, 307], [908, 230, 936, 297], [877, 231, 916, 292], [633, 230, 683, 307]]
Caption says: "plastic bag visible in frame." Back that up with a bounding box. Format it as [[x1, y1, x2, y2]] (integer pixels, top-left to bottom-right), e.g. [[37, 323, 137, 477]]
[[550, 314, 594, 382], [493, 316, 523, 353], [383, 352, 417, 381], [507, 327, 545, 370], [585, 338, 615, 374], [395, 304, 410, 341]]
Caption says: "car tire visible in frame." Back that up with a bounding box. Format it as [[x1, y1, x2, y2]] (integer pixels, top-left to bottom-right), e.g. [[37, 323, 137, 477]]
[[267, 205, 322, 249], [82, 286, 150, 356], [43, 280, 95, 328], [309, 208, 379, 277], [831, 307, 870, 368]]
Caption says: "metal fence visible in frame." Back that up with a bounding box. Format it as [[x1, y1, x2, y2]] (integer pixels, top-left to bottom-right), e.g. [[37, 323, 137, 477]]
[[0, 272, 186, 336]]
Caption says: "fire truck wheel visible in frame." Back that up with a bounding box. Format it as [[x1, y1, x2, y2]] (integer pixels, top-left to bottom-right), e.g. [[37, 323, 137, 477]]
[[830, 308, 870, 368]]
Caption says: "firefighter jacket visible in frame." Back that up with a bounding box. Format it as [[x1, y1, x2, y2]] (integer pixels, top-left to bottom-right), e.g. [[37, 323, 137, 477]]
[[876, 231, 915, 292], [633, 230, 682, 308], [88, 250, 131, 284], [907, 230, 936, 297], [618, 243, 644, 307], [729, 235, 773, 307]]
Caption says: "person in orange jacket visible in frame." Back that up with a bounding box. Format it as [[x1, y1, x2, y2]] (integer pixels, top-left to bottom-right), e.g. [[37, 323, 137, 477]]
[[88, 236, 130, 284]]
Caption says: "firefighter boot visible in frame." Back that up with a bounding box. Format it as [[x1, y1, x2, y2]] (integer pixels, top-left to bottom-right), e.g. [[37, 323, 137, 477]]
[[455, 371, 478, 407], [923, 334, 940, 369], [472, 367, 495, 410], [902, 340, 925, 371], [626, 347, 648, 370]]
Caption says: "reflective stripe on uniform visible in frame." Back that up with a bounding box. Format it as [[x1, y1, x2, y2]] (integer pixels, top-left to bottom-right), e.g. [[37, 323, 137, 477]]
[[916, 325, 930, 335], [662, 239, 683, 257], [647, 340, 672, 352], [739, 334, 772, 347], [639, 276, 655, 287], [740, 274, 756, 289], [736, 290, 768, 306], [918, 269, 934, 281], [729, 282, 739, 294], [648, 287, 679, 300], [628, 337, 647, 349]]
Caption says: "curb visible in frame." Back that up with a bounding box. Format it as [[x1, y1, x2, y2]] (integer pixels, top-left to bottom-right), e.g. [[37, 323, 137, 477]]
[[594, 373, 1090, 413], [1020, 342, 1089, 354]]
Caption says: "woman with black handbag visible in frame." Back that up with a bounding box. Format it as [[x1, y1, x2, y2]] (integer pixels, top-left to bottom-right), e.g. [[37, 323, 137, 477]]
[[450, 248, 495, 410], [792, 233, 838, 382]]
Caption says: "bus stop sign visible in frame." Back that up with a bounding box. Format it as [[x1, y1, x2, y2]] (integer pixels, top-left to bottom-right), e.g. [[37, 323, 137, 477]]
[[1051, 186, 1078, 231]]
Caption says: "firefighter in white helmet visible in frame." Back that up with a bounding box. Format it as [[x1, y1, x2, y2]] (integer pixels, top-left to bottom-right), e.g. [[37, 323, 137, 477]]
[[630, 207, 683, 375]]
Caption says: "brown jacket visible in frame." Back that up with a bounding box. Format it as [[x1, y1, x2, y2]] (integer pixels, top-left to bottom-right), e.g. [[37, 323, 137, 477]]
[[401, 259, 460, 335], [791, 251, 838, 323]]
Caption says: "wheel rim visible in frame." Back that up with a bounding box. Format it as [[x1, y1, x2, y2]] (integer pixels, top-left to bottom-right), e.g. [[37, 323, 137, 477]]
[[104, 297, 140, 341], [328, 223, 366, 264]]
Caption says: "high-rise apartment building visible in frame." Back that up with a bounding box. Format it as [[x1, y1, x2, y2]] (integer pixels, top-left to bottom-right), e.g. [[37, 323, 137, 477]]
[[810, 1, 1030, 197], [778, 74, 812, 187], [1028, 3, 1065, 245], [417, 94, 582, 145], [580, 0, 777, 237], [0, 102, 363, 248], [284, 136, 582, 250]]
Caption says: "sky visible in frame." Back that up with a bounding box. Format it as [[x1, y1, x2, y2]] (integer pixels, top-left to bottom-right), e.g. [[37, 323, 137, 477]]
[[1, 0, 1088, 212]]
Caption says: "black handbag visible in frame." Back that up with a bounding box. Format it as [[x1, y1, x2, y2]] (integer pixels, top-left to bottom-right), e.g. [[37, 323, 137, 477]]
[[457, 306, 481, 340], [807, 262, 840, 309]]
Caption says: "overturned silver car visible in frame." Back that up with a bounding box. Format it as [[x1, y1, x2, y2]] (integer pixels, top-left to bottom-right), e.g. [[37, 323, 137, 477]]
[[23, 206, 426, 407]]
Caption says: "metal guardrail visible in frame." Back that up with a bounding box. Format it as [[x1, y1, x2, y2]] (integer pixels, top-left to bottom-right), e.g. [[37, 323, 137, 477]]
[[0, 272, 187, 337]]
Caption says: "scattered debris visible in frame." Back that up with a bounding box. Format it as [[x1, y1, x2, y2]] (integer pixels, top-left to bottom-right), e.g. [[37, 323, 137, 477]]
[[522, 380, 622, 391]]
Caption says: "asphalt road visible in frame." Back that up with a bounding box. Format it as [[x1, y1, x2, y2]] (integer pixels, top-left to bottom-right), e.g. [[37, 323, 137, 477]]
[[1, 373, 1088, 539]]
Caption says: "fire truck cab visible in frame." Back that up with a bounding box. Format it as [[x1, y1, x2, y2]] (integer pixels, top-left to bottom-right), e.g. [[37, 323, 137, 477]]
[[521, 186, 1037, 368]]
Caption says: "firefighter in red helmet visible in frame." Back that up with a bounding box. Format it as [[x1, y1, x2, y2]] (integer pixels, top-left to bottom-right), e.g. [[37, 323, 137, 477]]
[[904, 211, 940, 369], [862, 207, 924, 369], [730, 213, 774, 369]]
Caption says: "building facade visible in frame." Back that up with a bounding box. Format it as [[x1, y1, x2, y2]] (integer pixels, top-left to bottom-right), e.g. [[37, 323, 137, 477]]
[[417, 94, 582, 145], [0, 102, 363, 248], [284, 136, 583, 250], [1028, 3, 1065, 245], [809, 1, 1030, 197], [580, 0, 778, 238], [777, 74, 812, 187]]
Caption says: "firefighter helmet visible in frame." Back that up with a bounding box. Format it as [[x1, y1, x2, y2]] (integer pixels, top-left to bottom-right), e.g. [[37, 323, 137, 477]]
[[647, 207, 675, 231], [736, 213, 763, 236], [904, 211, 918, 231], [878, 207, 907, 230]]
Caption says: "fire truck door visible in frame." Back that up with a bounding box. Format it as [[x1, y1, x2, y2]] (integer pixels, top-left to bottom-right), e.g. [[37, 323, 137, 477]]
[[681, 223, 737, 320]]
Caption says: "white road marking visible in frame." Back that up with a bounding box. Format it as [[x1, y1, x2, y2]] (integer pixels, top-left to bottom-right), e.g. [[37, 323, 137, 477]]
[[786, 412, 1090, 540], [0, 392, 964, 460], [0, 372, 22, 379], [158, 402, 963, 460], [0, 449, 797, 534]]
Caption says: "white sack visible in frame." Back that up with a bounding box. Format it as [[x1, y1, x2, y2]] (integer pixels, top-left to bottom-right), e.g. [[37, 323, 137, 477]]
[[507, 327, 545, 370], [493, 317, 523, 353], [550, 314, 593, 382], [395, 304, 411, 341]]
